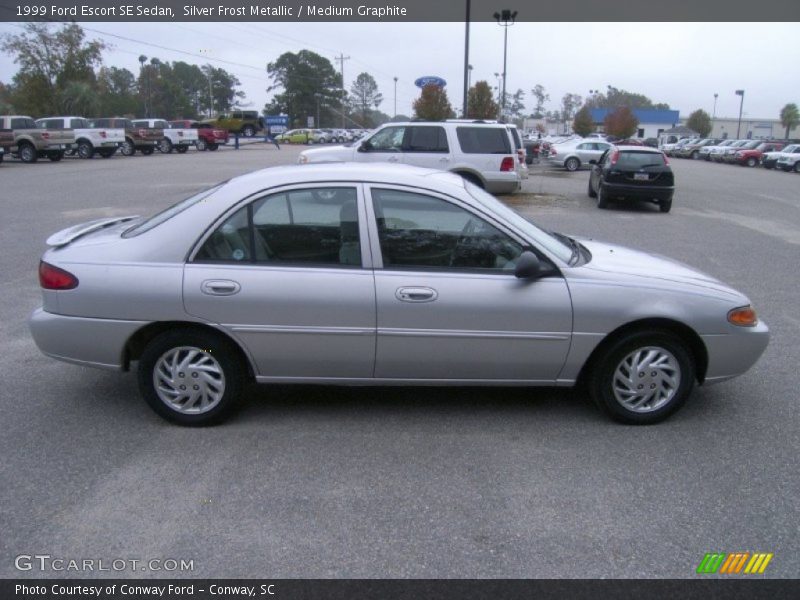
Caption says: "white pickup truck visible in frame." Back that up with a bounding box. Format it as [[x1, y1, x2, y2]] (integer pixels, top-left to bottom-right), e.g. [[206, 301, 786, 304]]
[[132, 119, 199, 154], [36, 116, 125, 159]]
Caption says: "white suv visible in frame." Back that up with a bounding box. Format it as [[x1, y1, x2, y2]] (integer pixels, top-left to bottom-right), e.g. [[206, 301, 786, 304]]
[[299, 121, 523, 194]]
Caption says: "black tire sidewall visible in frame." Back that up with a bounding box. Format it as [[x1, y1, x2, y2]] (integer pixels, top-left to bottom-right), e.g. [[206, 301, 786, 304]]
[[590, 331, 695, 424], [138, 329, 245, 426]]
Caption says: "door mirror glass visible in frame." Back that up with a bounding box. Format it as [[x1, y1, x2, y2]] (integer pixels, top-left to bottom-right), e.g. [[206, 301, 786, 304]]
[[358, 140, 372, 152]]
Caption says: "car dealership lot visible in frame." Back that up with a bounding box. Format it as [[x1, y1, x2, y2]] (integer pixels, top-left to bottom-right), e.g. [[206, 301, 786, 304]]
[[1, 146, 798, 578]]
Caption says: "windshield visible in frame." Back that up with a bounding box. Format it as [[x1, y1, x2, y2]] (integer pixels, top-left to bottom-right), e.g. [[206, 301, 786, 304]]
[[464, 181, 574, 264]]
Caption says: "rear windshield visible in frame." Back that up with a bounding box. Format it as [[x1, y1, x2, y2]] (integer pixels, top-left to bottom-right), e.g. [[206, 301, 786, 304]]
[[11, 117, 38, 129], [616, 151, 667, 168], [456, 127, 511, 154], [123, 184, 224, 237]]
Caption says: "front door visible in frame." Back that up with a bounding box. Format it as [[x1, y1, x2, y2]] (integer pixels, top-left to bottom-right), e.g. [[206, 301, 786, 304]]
[[366, 186, 573, 382]]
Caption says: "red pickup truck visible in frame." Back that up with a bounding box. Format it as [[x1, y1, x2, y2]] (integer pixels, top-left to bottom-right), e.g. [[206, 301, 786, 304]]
[[169, 120, 229, 151], [732, 141, 785, 167]]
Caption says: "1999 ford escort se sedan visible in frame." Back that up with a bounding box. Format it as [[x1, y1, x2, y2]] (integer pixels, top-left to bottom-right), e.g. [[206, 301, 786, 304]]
[[29, 164, 769, 425]]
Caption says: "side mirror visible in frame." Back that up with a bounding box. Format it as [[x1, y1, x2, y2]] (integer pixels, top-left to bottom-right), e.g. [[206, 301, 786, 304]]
[[358, 140, 372, 152], [514, 251, 543, 279]]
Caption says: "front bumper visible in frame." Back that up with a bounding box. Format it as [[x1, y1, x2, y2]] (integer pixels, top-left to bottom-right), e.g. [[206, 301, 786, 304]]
[[702, 320, 770, 384]]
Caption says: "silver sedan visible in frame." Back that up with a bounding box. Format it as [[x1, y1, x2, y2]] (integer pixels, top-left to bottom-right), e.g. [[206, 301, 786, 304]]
[[547, 140, 614, 171], [30, 164, 769, 425]]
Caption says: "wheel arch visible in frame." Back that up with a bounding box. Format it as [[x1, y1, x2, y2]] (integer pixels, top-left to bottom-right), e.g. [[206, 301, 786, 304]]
[[123, 321, 256, 380], [576, 317, 709, 388], [450, 168, 486, 188]]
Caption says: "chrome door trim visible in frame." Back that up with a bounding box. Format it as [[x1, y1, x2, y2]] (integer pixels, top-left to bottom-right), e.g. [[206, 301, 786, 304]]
[[227, 324, 374, 336], [377, 327, 569, 340]]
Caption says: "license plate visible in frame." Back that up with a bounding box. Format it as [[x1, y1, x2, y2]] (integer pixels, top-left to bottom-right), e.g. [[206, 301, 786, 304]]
[[634, 173, 649, 181]]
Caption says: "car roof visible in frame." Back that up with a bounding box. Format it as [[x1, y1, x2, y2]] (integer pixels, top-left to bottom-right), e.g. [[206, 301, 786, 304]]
[[614, 145, 663, 152]]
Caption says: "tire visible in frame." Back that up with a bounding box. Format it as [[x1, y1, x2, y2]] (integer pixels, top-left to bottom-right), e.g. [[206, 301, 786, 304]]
[[0, 153, 3, 164], [762, 162, 773, 170], [659, 197, 672, 213], [48, 151, 64, 162], [196, 138, 208, 151], [596, 183, 608, 209], [588, 330, 695, 424], [691, 151, 699, 160], [794, 162, 800, 174], [565, 157, 580, 172], [745, 157, 757, 167], [587, 177, 597, 198], [242, 125, 256, 137], [140, 146, 155, 156], [137, 329, 246, 426], [208, 143, 219, 151], [18, 142, 38, 163], [158, 138, 173, 154], [98, 149, 116, 158], [77, 140, 94, 159], [175, 145, 189, 154], [121, 139, 135, 156]]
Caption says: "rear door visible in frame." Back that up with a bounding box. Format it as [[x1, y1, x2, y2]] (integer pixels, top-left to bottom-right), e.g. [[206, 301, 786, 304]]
[[366, 185, 572, 382], [399, 125, 450, 170], [183, 184, 377, 380]]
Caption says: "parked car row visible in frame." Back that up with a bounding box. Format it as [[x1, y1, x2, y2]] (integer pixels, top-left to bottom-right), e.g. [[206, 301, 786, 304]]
[[666, 136, 800, 171], [276, 128, 370, 145], [0, 114, 232, 163]]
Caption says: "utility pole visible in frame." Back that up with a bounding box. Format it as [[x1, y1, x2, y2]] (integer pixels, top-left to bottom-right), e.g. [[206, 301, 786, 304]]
[[462, 0, 471, 117], [335, 53, 350, 128]]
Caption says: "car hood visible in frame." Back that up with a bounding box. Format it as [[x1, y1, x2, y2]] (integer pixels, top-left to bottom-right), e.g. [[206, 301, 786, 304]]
[[300, 145, 354, 163], [574, 239, 744, 299]]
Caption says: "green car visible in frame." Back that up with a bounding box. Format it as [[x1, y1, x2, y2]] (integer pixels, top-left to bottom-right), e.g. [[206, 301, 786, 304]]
[[276, 129, 327, 144], [202, 110, 262, 137]]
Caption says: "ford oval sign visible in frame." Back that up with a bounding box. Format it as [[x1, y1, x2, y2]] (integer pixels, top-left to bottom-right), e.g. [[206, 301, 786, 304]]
[[415, 76, 447, 88]]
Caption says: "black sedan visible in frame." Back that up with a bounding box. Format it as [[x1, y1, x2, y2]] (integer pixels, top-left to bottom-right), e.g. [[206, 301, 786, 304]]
[[587, 146, 675, 213]]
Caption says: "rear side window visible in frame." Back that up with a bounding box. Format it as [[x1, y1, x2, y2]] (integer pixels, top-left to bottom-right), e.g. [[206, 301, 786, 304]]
[[196, 188, 361, 267], [11, 118, 37, 129], [456, 127, 511, 154], [404, 126, 448, 153], [508, 127, 522, 150]]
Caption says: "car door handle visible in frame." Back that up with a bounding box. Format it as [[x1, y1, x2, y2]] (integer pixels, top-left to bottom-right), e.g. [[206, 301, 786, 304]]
[[387, 156, 400, 162], [439, 157, 449, 163], [396, 287, 438, 303], [201, 280, 241, 296]]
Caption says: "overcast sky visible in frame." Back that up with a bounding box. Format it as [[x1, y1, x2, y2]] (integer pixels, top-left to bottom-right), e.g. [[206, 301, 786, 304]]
[[1, 21, 798, 120]]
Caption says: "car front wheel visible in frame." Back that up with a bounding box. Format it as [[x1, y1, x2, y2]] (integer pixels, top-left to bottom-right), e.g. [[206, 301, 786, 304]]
[[196, 138, 208, 151], [565, 157, 580, 171], [587, 177, 597, 198], [589, 331, 695, 424], [138, 329, 246, 426], [121, 139, 135, 156]]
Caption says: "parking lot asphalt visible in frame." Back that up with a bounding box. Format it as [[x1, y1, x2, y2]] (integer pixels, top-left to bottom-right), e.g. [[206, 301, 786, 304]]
[[1, 145, 798, 578]]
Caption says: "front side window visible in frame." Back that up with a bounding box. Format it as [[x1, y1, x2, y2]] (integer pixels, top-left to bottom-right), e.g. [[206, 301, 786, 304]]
[[371, 188, 523, 271], [196, 188, 361, 267], [404, 126, 448, 153], [366, 126, 405, 151]]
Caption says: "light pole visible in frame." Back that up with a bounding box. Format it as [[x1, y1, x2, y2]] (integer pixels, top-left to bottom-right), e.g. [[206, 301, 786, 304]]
[[393, 76, 398, 118], [138, 55, 147, 116], [462, 0, 471, 117], [493, 9, 517, 118], [467, 65, 473, 90], [314, 93, 322, 128], [494, 72, 502, 107], [735, 90, 745, 138]]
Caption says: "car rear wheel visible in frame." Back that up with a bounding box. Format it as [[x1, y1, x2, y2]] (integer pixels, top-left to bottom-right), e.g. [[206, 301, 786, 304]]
[[175, 145, 189, 154], [659, 197, 672, 213], [596, 183, 608, 209], [196, 138, 208, 151], [589, 331, 695, 424], [159, 138, 173, 153], [746, 157, 757, 167], [77, 140, 95, 159], [121, 139, 135, 156], [208, 143, 219, 151], [18, 142, 38, 163], [48, 151, 64, 162], [242, 125, 256, 137], [138, 329, 246, 426], [140, 146, 155, 156], [565, 157, 580, 172]]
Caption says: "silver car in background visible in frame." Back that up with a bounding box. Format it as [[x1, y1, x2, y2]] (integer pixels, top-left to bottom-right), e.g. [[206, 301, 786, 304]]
[[30, 164, 769, 426], [547, 139, 614, 171]]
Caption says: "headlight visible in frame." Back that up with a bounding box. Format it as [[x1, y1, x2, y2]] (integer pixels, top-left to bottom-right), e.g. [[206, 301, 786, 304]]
[[728, 305, 758, 327]]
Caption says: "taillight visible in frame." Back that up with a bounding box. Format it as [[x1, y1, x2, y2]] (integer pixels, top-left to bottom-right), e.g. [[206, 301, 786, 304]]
[[41, 132, 50, 140], [500, 156, 515, 171], [39, 261, 78, 290], [138, 128, 148, 137], [550, 147, 557, 157], [610, 149, 620, 165], [99, 130, 107, 139]]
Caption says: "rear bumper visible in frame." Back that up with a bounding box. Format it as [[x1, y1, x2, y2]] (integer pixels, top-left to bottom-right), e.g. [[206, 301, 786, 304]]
[[485, 174, 522, 194], [29, 308, 146, 371], [602, 182, 674, 201]]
